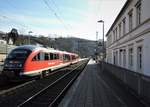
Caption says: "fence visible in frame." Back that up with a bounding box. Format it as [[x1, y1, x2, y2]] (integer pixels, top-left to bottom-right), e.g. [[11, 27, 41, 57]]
[[0, 44, 15, 73], [0, 44, 15, 54], [0, 44, 15, 60], [101, 62, 150, 105]]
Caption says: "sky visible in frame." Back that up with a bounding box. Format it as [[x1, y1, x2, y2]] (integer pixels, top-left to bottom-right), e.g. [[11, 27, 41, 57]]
[[0, 0, 127, 40]]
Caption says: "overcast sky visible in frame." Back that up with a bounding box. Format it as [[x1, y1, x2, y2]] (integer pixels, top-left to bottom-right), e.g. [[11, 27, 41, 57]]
[[0, 0, 127, 40]]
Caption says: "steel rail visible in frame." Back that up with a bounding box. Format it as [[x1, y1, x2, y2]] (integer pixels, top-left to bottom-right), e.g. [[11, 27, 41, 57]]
[[18, 60, 88, 107], [49, 61, 88, 107]]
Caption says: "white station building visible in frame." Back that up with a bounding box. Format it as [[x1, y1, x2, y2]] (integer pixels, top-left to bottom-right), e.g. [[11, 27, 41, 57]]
[[106, 0, 150, 76]]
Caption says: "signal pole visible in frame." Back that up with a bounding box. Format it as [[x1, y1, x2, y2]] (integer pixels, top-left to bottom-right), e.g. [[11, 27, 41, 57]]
[[28, 31, 33, 45]]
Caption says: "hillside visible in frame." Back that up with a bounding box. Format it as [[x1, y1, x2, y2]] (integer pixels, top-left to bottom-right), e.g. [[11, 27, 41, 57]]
[[0, 31, 103, 58], [17, 36, 97, 57]]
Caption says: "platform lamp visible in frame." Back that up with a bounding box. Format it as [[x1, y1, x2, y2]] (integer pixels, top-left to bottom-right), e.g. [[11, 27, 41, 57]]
[[97, 20, 105, 71], [28, 31, 33, 45]]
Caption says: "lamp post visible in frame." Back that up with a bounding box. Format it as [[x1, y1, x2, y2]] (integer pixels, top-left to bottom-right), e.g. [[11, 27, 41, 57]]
[[96, 31, 98, 61], [98, 20, 105, 71], [28, 31, 33, 45]]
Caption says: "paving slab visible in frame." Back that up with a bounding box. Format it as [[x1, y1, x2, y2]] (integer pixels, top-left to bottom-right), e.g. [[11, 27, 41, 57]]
[[59, 60, 145, 107]]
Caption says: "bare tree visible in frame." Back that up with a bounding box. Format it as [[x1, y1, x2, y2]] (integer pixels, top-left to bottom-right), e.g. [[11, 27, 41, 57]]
[[7, 28, 19, 45]]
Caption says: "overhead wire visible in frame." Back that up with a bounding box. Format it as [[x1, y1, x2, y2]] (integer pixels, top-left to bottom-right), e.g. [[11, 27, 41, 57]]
[[1, 0, 72, 34], [43, 0, 71, 31], [50, 0, 72, 29], [6, 0, 30, 28], [0, 13, 28, 30], [1, 0, 32, 32]]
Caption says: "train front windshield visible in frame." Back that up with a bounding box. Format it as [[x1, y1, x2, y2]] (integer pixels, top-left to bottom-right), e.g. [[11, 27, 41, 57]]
[[4, 49, 31, 69], [7, 49, 31, 60], [5, 49, 31, 66]]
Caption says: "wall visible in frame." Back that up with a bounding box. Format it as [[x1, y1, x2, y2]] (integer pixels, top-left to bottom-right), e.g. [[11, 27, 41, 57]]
[[106, 0, 150, 76], [143, 33, 150, 76], [102, 62, 150, 105]]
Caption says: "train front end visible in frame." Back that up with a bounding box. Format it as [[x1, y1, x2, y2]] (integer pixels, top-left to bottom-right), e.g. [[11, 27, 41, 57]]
[[3, 48, 31, 79]]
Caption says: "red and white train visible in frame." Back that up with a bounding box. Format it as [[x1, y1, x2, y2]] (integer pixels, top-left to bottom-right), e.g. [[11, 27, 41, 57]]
[[3, 45, 79, 78]]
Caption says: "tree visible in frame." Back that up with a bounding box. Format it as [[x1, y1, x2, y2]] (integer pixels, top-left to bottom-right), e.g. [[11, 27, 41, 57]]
[[7, 28, 19, 45]]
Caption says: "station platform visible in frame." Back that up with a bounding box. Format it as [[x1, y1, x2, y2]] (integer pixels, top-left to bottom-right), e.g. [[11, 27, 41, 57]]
[[59, 59, 146, 107]]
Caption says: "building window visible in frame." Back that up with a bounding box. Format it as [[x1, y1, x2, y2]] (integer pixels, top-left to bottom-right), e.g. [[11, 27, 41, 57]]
[[113, 51, 118, 65], [123, 49, 126, 67], [122, 18, 126, 35], [110, 34, 112, 44], [119, 49, 122, 66], [113, 52, 116, 64], [116, 51, 118, 65], [137, 46, 142, 70], [116, 27, 118, 40], [136, 1, 141, 25], [129, 48, 133, 68], [128, 10, 133, 32], [107, 35, 112, 46], [119, 23, 121, 37], [113, 30, 115, 42]]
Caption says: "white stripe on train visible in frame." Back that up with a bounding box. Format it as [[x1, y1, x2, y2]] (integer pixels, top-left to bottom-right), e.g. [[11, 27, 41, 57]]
[[20, 62, 71, 76]]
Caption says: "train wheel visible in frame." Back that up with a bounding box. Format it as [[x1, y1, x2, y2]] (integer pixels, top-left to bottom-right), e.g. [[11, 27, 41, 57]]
[[40, 73, 44, 79], [43, 70, 49, 77], [45, 70, 49, 76], [39, 70, 50, 79]]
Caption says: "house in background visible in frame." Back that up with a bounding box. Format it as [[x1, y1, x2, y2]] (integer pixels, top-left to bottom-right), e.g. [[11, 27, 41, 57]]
[[106, 0, 150, 76], [0, 31, 15, 62]]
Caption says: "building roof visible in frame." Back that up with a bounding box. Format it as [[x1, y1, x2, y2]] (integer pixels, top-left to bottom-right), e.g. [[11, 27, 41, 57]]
[[106, 0, 131, 37]]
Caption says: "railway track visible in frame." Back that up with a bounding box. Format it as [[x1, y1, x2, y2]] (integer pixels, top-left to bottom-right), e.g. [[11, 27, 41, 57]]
[[18, 60, 88, 107], [0, 80, 35, 96], [0, 77, 38, 92], [0, 59, 88, 107], [0, 61, 80, 92]]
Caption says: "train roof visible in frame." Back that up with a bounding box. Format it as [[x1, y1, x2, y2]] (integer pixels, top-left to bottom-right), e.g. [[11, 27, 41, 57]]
[[13, 45, 78, 56], [13, 45, 46, 51]]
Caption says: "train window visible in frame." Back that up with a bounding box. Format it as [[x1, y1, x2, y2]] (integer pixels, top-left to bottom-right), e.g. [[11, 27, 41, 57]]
[[40, 52, 44, 60], [44, 53, 49, 60], [68, 55, 70, 61], [69, 55, 71, 60], [32, 56, 37, 61], [59, 54, 63, 60], [56, 54, 59, 59], [53, 54, 59, 60], [8, 49, 31, 60], [50, 53, 54, 60], [54, 54, 56, 59], [53, 54, 56, 60], [32, 53, 41, 61], [32, 56, 36, 61], [63, 55, 66, 60], [72, 55, 76, 60], [63, 54, 70, 61], [37, 53, 40, 60]]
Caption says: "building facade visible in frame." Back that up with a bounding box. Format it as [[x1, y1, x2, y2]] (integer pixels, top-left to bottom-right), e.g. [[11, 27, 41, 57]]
[[106, 0, 150, 76]]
